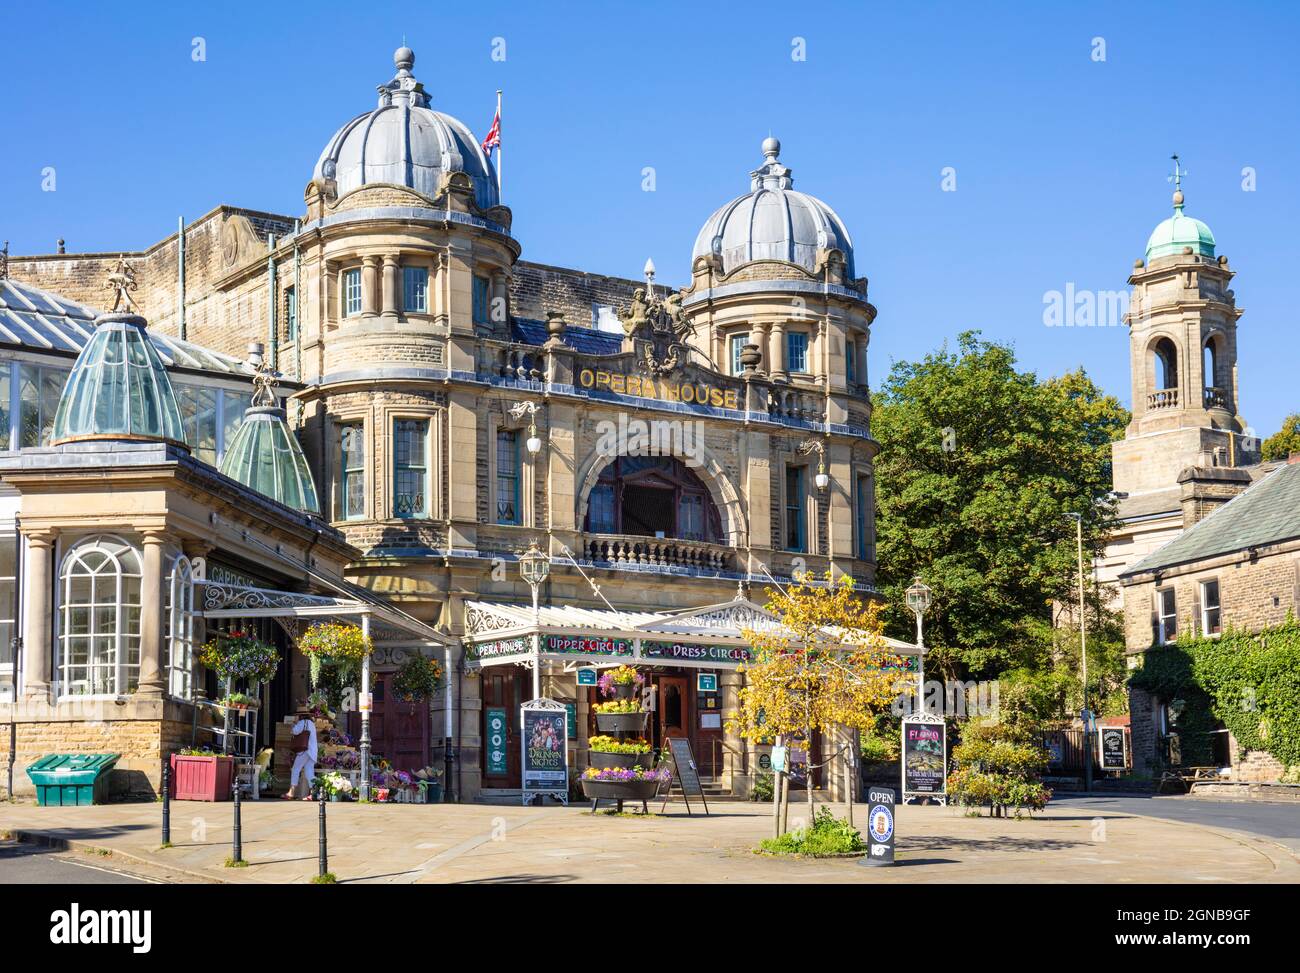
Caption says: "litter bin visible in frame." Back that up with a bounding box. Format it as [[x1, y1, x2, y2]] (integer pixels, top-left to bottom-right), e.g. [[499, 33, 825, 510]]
[[26, 753, 121, 806]]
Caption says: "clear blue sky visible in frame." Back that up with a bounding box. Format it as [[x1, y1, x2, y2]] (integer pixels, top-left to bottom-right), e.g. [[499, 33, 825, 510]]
[[3, 1, 1297, 435]]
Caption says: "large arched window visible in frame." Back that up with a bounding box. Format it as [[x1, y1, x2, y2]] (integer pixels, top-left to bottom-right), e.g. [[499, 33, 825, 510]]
[[1151, 337, 1178, 391], [58, 534, 142, 696], [167, 555, 195, 699], [584, 456, 722, 542]]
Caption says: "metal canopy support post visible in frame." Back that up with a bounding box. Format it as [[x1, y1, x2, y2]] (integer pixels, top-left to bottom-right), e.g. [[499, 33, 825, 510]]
[[360, 611, 372, 801]]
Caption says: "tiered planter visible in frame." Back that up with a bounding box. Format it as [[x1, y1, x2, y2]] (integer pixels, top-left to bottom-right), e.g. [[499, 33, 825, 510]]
[[582, 674, 660, 813]]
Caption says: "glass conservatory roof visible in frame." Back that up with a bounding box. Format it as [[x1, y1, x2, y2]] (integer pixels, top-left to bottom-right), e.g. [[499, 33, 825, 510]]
[[51, 313, 187, 446], [218, 406, 321, 514], [0, 278, 254, 375]]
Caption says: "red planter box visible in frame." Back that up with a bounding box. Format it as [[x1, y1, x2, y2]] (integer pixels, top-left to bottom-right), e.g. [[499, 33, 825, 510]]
[[169, 754, 235, 802]]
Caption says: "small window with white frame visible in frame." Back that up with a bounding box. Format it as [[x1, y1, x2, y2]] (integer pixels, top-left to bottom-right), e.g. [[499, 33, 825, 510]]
[[167, 555, 195, 699], [0, 532, 16, 700], [392, 418, 429, 518], [343, 268, 362, 317], [403, 266, 428, 313], [1156, 587, 1177, 645], [1199, 579, 1221, 636], [729, 332, 751, 376], [58, 534, 143, 696], [786, 331, 809, 374]]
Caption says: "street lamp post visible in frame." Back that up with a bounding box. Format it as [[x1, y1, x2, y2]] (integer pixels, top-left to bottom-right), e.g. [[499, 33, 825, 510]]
[[359, 611, 372, 801], [519, 543, 550, 700], [1064, 511, 1092, 792], [905, 577, 933, 715]]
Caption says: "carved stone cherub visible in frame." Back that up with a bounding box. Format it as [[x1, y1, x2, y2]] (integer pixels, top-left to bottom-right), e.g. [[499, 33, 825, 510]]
[[619, 287, 649, 337]]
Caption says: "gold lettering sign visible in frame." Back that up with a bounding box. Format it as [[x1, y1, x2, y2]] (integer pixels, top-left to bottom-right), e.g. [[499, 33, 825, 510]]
[[579, 369, 738, 411]]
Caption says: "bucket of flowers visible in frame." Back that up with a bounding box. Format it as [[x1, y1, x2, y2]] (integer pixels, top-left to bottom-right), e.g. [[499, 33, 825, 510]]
[[597, 664, 644, 701], [314, 771, 354, 802], [593, 697, 645, 734], [587, 735, 655, 770], [297, 622, 373, 687], [199, 630, 279, 685], [581, 765, 671, 802]]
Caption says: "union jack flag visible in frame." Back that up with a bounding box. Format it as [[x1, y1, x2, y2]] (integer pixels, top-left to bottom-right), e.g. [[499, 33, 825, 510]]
[[481, 107, 501, 157]]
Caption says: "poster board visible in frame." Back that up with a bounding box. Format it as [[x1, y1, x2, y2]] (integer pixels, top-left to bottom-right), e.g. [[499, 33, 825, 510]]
[[660, 737, 709, 815], [901, 716, 947, 803], [520, 699, 569, 805], [862, 786, 897, 867], [1098, 726, 1128, 772]]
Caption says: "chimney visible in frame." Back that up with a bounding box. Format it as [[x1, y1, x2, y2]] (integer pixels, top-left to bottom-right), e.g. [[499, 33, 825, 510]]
[[1177, 464, 1252, 528]]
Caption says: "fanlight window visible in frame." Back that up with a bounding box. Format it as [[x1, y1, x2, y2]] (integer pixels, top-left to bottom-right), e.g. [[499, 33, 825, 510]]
[[584, 456, 722, 543], [58, 534, 143, 696]]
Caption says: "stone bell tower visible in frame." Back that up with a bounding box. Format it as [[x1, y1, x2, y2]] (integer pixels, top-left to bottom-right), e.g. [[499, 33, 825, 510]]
[[1112, 159, 1258, 496]]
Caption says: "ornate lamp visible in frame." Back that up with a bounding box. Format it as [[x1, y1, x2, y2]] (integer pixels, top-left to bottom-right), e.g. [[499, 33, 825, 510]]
[[509, 400, 543, 455], [519, 542, 550, 590], [905, 576, 933, 717], [798, 438, 830, 490]]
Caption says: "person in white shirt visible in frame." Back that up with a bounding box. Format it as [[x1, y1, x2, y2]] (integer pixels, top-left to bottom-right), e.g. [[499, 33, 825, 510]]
[[284, 704, 318, 800]]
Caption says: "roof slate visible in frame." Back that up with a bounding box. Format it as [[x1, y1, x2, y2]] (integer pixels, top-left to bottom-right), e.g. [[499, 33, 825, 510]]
[[1122, 461, 1300, 576]]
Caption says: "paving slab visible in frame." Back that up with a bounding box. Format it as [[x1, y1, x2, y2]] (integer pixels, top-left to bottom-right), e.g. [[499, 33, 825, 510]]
[[1, 797, 1296, 884]]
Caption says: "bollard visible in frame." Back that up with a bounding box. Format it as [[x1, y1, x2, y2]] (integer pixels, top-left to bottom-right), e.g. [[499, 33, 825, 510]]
[[161, 763, 171, 846], [318, 792, 329, 878], [231, 776, 243, 864]]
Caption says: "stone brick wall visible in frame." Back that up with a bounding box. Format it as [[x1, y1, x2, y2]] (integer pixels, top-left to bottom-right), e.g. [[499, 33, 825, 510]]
[[0, 714, 192, 798], [1232, 747, 1285, 783], [510, 261, 647, 326]]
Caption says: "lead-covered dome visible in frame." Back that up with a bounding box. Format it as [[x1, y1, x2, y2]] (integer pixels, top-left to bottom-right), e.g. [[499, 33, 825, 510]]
[[313, 47, 499, 210], [52, 313, 187, 448], [692, 138, 854, 277]]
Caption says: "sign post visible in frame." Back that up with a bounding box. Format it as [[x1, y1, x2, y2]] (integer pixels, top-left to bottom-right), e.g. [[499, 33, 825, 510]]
[[901, 714, 947, 805], [861, 785, 897, 866], [1097, 726, 1127, 773], [520, 699, 569, 806]]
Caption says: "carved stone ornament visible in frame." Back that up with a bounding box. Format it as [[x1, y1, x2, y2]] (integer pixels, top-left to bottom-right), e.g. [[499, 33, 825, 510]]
[[619, 287, 695, 376], [104, 256, 139, 313]]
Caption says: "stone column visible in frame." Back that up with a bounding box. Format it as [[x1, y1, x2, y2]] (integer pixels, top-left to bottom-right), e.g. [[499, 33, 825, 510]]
[[21, 529, 57, 701], [381, 254, 400, 319], [361, 255, 380, 318], [755, 323, 772, 377], [720, 670, 745, 795], [770, 322, 788, 382], [136, 529, 170, 698]]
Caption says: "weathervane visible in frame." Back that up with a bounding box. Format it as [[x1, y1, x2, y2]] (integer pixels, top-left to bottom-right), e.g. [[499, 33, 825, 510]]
[[1167, 153, 1187, 199], [247, 342, 278, 407]]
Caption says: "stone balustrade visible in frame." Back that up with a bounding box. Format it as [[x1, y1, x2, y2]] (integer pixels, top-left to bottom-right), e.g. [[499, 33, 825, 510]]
[[1147, 387, 1179, 410], [584, 534, 733, 574]]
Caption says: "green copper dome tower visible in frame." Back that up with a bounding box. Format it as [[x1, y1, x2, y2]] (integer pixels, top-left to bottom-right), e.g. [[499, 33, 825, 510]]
[[52, 313, 187, 447], [219, 344, 320, 515], [1145, 155, 1216, 261]]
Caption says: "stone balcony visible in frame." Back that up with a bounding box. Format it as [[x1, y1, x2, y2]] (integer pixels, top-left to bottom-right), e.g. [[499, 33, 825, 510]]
[[1147, 387, 1179, 410], [582, 533, 736, 576], [1203, 386, 1228, 410]]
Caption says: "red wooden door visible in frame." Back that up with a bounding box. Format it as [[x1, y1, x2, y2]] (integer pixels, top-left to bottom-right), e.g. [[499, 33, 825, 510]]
[[347, 674, 431, 774], [656, 675, 689, 746]]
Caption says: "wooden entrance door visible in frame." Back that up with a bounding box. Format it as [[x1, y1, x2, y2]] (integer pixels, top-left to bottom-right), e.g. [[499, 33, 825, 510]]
[[346, 673, 431, 774], [656, 675, 689, 749], [481, 667, 525, 788]]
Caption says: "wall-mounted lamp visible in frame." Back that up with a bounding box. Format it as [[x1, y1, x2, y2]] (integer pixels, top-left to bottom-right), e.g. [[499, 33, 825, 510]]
[[798, 438, 830, 490], [509, 400, 543, 455]]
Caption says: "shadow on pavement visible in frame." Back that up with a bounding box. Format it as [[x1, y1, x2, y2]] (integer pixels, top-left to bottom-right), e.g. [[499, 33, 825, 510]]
[[454, 873, 578, 884], [904, 834, 1086, 852]]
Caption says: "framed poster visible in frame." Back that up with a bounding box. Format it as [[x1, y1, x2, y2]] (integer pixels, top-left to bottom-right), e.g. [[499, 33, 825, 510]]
[[901, 716, 947, 800], [1098, 726, 1127, 772], [520, 699, 569, 805], [485, 708, 508, 775]]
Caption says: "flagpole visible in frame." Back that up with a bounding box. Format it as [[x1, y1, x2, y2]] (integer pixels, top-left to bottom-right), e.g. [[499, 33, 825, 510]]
[[495, 89, 503, 199]]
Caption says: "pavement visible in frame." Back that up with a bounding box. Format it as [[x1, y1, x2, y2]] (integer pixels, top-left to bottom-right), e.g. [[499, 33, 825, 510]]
[[1, 795, 1297, 884], [0, 838, 157, 884]]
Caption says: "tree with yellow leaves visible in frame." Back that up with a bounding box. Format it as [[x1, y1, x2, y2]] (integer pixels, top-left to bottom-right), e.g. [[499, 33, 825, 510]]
[[732, 571, 910, 834]]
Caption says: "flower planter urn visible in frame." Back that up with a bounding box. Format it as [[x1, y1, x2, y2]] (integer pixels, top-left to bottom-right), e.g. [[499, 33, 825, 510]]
[[169, 753, 235, 802], [595, 712, 647, 733], [611, 682, 637, 701], [589, 750, 655, 770], [581, 778, 662, 802]]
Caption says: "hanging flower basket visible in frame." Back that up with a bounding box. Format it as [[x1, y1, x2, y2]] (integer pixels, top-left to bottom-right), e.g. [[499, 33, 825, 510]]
[[598, 665, 644, 701], [391, 655, 444, 703], [298, 622, 374, 686], [199, 630, 279, 685]]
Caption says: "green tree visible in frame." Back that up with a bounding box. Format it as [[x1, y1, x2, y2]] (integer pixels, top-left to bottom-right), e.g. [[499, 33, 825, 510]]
[[872, 331, 1129, 685], [1261, 413, 1300, 462]]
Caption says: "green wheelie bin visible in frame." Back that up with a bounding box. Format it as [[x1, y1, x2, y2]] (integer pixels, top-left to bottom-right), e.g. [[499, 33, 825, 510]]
[[26, 753, 121, 806]]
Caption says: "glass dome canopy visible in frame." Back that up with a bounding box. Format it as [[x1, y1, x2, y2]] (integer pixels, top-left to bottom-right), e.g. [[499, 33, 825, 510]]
[[219, 406, 321, 515], [52, 313, 188, 447]]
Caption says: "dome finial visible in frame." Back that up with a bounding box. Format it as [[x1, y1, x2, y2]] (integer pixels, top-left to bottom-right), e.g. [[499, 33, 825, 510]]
[[394, 45, 415, 74], [1168, 153, 1186, 210], [762, 135, 781, 161]]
